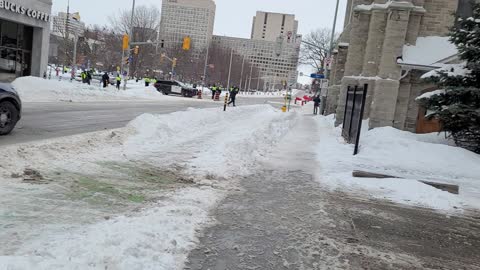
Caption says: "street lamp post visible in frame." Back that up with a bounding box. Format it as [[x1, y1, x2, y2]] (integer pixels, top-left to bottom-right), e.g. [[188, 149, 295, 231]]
[[226, 48, 234, 91], [322, 0, 341, 114], [325, 0, 340, 80], [124, 0, 136, 90], [239, 55, 245, 91]]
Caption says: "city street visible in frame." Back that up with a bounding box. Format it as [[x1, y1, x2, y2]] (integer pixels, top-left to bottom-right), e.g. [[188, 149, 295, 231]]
[[0, 0, 479, 268], [0, 96, 284, 146]]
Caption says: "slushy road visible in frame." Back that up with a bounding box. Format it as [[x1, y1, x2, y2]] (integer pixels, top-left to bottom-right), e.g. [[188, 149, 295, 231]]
[[0, 96, 285, 146]]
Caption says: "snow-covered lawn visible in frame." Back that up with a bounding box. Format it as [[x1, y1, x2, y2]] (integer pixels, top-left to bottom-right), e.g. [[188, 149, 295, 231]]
[[313, 113, 480, 212], [0, 105, 295, 269]]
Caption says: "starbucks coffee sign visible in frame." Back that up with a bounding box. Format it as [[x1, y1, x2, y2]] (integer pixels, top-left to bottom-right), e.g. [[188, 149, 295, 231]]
[[0, 0, 50, 22]]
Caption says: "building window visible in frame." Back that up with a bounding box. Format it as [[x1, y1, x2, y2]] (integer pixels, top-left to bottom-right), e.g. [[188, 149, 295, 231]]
[[0, 20, 33, 82]]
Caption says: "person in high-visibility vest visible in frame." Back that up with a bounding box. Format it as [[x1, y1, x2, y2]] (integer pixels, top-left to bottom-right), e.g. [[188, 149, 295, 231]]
[[211, 84, 217, 100], [116, 75, 121, 90], [81, 71, 87, 83], [145, 77, 150, 87]]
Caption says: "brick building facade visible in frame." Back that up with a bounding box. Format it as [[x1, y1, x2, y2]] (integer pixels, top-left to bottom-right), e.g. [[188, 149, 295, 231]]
[[326, 0, 477, 133]]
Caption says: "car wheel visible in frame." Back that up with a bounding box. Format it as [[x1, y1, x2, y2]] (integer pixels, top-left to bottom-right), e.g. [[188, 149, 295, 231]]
[[0, 101, 19, 135]]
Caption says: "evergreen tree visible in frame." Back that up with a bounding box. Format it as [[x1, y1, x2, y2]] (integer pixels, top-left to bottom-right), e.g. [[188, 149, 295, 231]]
[[418, 3, 480, 153]]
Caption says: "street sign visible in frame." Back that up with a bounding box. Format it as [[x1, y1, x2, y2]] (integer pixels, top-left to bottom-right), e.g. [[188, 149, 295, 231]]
[[310, 73, 325, 79]]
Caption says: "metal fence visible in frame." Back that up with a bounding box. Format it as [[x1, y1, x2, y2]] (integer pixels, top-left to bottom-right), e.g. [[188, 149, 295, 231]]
[[342, 84, 368, 155]]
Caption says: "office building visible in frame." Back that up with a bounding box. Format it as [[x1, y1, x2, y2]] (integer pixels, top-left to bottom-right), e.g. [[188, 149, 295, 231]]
[[52, 12, 85, 38], [251, 11, 298, 43], [0, 0, 52, 82], [212, 35, 300, 89], [159, 0, 215, 55], [212, 12, 301, 90]]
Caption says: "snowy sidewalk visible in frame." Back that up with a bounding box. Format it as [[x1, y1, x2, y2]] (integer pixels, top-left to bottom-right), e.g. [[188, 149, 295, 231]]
[[185, 115, 480, 269]]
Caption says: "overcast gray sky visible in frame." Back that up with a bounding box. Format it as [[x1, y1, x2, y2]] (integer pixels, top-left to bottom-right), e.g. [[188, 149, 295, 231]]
[[52, 0, 347, 38]]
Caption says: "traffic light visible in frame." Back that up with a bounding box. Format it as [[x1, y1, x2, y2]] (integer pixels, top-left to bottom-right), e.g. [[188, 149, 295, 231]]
[[182, 36, 191, 51], [134, 46, 139, 55], [122, 34, 129, 50], [172, 58, 177, 68]]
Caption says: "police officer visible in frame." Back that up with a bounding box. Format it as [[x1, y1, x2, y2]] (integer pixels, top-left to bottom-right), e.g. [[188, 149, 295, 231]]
[[211, 84, 217, 100], [145, 77, 150, 87], [116, 74, 121, 90], [81, 71, 87, 83]]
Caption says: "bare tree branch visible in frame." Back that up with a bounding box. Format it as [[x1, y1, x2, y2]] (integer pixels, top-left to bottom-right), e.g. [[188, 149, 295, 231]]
[[300, 28, 339, 73]]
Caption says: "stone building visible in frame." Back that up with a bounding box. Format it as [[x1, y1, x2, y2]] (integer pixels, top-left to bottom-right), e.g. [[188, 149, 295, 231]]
[[326, 0, 477, 133]]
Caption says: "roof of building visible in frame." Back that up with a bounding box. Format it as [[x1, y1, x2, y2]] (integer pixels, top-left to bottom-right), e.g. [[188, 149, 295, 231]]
[[399, 36, 458, 68]]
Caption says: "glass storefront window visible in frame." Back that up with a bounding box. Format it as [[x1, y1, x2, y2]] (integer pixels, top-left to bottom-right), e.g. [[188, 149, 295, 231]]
[[18, 25, 33, 52], [0, 19, 33, 82], [0, 48, 17, 82], [1, 21, 18, 48]]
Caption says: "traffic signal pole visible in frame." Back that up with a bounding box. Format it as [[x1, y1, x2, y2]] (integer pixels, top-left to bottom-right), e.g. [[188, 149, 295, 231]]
[[124, 0, 136, 90]]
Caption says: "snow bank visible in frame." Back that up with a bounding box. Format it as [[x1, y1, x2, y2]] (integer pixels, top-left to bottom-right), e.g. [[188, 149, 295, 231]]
[[125, 105, 296, 177], [12, 76, 169, 102], [314, 115, 480, 212], [0, 187, 223, 270], [402, 37, 458, 66]]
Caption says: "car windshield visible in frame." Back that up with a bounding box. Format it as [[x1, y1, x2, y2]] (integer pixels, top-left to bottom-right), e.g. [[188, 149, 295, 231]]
[[1, 1, 479, 269]]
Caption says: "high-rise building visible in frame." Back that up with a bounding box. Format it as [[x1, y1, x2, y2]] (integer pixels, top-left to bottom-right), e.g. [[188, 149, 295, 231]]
[[251, 11, 298, 42], [212, 12, 301, 90], [212, 35, 301, 89], [159, 0, 216, 55], [52, 12, 85, 38]]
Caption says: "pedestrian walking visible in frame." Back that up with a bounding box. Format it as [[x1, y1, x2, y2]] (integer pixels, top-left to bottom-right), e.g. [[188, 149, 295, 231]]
[[116, 74, 121, 90], [102, 72, 109, 88], [313, 95, 321, 115], [145, 77, 150, 87], [86, 71, 92, 85], [228, 86, 239, 107]]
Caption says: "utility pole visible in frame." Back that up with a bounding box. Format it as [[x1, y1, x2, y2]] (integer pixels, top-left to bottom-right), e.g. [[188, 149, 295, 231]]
[[325, 0, 340, 80], [71, 34, 78, 81], [124, 0, 136, 90], [226, 48, 234, 91], [63, 0, 70, 71], [322, 0, 341, 115], [203, 44, 209, 87]]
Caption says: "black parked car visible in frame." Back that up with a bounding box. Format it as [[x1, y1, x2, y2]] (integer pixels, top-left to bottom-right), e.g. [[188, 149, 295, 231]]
[[154, 80, 198, 97], [0, 83, 22, 135]]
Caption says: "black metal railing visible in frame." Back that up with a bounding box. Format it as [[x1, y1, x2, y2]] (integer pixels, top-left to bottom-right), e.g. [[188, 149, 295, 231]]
[[342, 84, 368, 155]]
